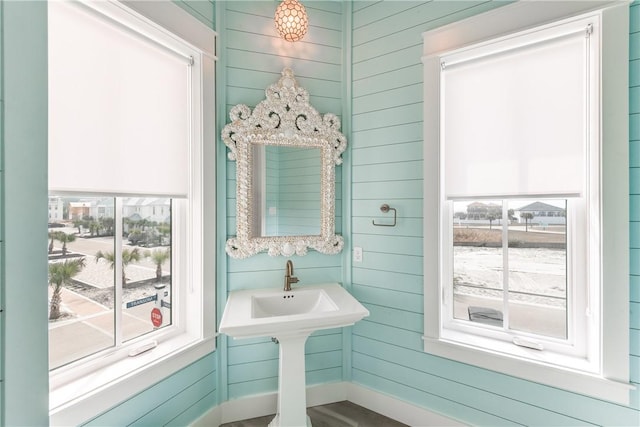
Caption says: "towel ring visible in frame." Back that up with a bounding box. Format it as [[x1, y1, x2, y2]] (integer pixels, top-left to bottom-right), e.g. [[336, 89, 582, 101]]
[[372, 204, 397, 227]]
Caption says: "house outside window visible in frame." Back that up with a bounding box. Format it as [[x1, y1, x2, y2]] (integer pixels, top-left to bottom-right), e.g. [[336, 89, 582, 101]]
[[516, 201, 567, 225], [423, 2, 631, 404]]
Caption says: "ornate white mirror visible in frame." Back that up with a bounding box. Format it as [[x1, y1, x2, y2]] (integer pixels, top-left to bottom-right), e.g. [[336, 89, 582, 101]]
[[222, 68, 347, 258]]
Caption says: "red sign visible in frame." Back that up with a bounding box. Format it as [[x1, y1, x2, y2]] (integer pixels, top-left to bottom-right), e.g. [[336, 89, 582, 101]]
[[151, 307, 162, 327]]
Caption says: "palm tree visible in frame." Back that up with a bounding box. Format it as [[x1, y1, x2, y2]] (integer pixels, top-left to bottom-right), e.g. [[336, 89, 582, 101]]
[[90, 220, 101, 236], [522, 212, 534, 232], [48, 231, 56, 254], [487, 215, 496, 230], [54, 231, 76, 256], [100, 217, 115, 236], [146, 248, 170, 282], [72, 218, 84, 234], [95, 247, 141, 285], [157, 223, 171, 245], [48, 258, 86, 320]]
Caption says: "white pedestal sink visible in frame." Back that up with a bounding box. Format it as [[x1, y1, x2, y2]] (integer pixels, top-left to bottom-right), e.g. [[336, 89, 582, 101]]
[[219, 283, 369, 427]]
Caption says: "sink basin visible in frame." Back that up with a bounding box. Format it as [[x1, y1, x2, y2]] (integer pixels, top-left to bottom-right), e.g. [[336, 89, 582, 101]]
[[219, 282, 369, 339], [252, 288, 338, 318]]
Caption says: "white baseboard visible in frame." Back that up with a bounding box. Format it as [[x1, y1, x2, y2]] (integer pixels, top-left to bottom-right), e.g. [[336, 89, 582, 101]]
[[191, 382, 462, 426], [346, 383, 465, 427], [191, 382, 347, 426]]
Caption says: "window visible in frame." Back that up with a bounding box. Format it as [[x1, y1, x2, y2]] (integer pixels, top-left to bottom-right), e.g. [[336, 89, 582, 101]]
[[48, 197, 174, 370], [449, 199, 570, 342], [439, 16, 592, 361], [47, 1, 216, 425], [423, 2, 631, 404]]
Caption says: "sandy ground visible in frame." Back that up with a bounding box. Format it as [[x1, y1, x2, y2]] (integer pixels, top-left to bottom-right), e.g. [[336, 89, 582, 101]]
[[453, 245, 566, 306], [452, 242, 567, 338]]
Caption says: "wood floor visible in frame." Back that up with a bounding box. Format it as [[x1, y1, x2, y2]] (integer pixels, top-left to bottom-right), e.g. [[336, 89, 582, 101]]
[[219, 401, 409, 427]]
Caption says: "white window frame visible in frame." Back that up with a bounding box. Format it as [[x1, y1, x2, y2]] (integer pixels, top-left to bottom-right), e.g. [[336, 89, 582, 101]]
[[422, 1, 633, 404], [437, 14, 597, 364], [47, 2, 217, 425]]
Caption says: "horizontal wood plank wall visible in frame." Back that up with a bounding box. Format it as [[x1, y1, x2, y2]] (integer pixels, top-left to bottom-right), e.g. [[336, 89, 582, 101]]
[[173, 0, 215, 28], [272, 148, 324, 236], [628, 0, 640, 415], [84, 354, 218, 427], [1, 2, 50, 425], [81, 2, 218, 426], [0, 2, 4, 420], [221, 0, 345, 403], [351, 0, 640, 425]]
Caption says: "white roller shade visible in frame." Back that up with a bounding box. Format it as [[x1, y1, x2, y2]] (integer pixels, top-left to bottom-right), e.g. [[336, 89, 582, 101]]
[[441, 25, 589, 199], [48, 1, 191, 197]]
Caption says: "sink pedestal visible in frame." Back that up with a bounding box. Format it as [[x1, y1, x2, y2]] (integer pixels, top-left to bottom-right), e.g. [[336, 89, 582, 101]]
[[268, 332, 312, 427], [218, 283, 370, 427]]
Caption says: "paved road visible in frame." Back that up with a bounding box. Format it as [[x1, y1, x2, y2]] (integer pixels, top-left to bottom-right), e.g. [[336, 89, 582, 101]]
[[49, 287, 160, 369]]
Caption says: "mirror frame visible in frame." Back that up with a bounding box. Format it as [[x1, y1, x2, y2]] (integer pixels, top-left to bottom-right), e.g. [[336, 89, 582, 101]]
[[222, 68, 347, 258]]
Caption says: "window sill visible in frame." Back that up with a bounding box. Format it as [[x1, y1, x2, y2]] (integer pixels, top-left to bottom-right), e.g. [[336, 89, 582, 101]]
[[49, 333, 216, 427], [422, 335, 634, 405]]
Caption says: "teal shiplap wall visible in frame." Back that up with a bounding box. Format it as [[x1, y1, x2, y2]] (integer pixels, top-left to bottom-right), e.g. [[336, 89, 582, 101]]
[[1, 3, 4, 421], [83, 353, 217, 426], [217, 0, 347, 403], [268, 147, 323, 236], [1, 1, 50, 425], [350, 1, 640, 425], [0, 2, 3, 419], [628, 1, 640, 409], [173, 0, 216, 28]]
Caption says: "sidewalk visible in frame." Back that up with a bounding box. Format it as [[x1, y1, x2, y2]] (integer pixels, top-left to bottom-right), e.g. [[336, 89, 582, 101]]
[[49, 287, 155, 369]]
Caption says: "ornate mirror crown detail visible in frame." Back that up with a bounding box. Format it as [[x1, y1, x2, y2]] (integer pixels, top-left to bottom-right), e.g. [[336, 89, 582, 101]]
[[222, 67, 347, 258]]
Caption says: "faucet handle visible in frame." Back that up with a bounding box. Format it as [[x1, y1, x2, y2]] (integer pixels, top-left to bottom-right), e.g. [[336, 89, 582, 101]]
[[284, 259, 299, 291]]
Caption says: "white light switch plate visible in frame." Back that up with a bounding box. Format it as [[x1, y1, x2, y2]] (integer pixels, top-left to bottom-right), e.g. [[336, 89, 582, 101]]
[[353, 247, 363, 263]]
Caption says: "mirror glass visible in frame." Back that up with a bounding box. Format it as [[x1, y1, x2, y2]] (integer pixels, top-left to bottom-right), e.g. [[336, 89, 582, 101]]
[[222, 68, 346, 258], [252, 145, 321, 237]]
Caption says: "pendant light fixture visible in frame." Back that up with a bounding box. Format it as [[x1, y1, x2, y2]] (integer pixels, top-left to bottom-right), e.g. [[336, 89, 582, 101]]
[[274, 0, 308, 42]]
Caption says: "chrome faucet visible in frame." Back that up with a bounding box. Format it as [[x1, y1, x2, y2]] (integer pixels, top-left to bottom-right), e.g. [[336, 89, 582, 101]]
[[284, 260, 299, 291]]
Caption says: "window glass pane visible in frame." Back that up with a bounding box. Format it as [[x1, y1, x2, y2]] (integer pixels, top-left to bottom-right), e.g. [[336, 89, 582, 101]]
[[48, 196, 175, 370], [508, 199, 567, 339], [452, 200, 504, 325], [452, 199, 568, 339], [48, 196, 115, 369], [122, 198, 172, 342]]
